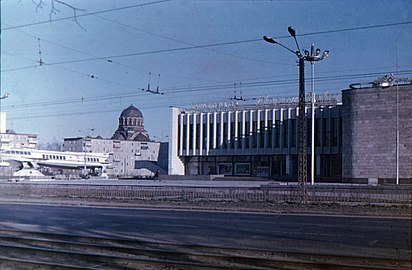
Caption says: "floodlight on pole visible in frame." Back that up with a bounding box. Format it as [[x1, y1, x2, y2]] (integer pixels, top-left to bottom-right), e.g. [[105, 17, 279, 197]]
[[305, 44, 329, 186], [287, 26, 302, 57]]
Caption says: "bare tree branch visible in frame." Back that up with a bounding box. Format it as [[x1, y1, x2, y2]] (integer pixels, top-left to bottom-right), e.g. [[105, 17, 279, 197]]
[[54, 0, 86, 31], [30, 0, 87, 31], [49, 0, 60, 20], [31, 0, 45, 13]]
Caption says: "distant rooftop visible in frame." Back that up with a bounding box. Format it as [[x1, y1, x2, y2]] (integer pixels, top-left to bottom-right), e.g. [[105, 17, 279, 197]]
[[180, 92, 342, 113]]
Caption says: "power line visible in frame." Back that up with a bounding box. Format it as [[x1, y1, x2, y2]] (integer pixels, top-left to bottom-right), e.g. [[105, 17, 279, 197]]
[[1, 39, 260, 73], [4, 69, 412, 113], [2, 21, 411, 73], [1, 23, 222, 84], [93, 14, 289, 66]]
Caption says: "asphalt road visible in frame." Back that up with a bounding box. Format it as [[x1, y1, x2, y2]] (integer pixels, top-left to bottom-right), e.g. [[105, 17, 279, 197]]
[[0, 203, 410, 260]]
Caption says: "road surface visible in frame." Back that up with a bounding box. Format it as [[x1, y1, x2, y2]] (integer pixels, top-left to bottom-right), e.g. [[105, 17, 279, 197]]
[[0, 203, 410, 260]]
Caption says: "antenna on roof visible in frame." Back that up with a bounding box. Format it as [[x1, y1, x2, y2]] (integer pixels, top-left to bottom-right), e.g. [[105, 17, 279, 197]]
[[142, 72, 164, 95], [231, 82, 246, 101]]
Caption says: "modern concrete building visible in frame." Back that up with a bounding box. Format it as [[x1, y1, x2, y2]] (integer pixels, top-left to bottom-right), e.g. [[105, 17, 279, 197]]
[[169, 77, 412, 184], [0, 130, 38, 150], [0, 113, 38, 150], [169, 94, 342, 181], [342, 80, 412, 184]]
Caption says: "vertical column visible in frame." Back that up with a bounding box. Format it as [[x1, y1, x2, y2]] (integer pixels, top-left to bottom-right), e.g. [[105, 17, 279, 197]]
[[234, 111, 239, 151], [279, 108, 284, 150], [257, 109, 261, 150], [185, 114, 190, 156], [169, 107, 185, 175], [264, 109, 269, 149], [272, 109, 277, 150], [242, 110, 246, 150], [192, 113, 197, 155], [213, 112, 218, 150], [199, 113, 204, 155], [220, 112, 224, 149], [249, 110, 254, 150], [206, 113, 211, 154], [179, 113, 184, 155], [227, 112, 231, 150]]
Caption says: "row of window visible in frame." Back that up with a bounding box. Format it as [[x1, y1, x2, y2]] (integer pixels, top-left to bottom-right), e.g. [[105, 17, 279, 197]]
[[41, 154, 100, 162], [4, 150, 32, 156], [43, 154, 66, 160]]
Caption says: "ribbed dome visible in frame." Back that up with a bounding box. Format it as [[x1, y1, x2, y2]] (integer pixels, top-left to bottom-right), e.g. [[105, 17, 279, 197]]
[[120, 104, 143, 118]]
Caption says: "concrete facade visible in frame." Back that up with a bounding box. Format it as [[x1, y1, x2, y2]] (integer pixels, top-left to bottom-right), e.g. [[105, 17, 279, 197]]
[[169, 94, 342, 181], [342, 84, 412, 184], [63, 137, 161, 178], [169, 81, 412, 184], [0, 131, 38, 150]]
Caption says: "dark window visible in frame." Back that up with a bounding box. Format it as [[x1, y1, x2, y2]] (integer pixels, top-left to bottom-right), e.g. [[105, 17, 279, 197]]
[[267, 120, 273, 148], [182, 124, 187, 150], [209, 122, 214, 149], [322, 118, 330, 146], [237, 121, 242, 148], [282, 120, 288, 147], [331, 117, 338, 146], [189, 124, 194, 149], [223, 122, 228, 148], [203, 123, 207, 150], [260, 120, 265, 148], [196, 123, 200, 149], [245, 122, 250, 148], [315, 118, 321, 147], [275, 120, 280, 148], [290, 119, 296, 147], [229, 122, 235, 149], [252, 121, 257, 148]]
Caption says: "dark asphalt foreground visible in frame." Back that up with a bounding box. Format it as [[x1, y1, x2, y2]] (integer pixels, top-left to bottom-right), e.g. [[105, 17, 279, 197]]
[[0, 203, 410, 265], [0, 179, 410, 269]]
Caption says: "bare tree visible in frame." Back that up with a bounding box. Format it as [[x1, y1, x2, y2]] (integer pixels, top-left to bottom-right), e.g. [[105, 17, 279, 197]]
[[31, 0, 86, 30]]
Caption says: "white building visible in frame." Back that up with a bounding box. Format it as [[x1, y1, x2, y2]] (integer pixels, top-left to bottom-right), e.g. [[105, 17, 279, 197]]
[[169, 95, 343, 180], [0, 112, 38, 150], [64, 105, 166, 178], [63, 137, 161, 177]]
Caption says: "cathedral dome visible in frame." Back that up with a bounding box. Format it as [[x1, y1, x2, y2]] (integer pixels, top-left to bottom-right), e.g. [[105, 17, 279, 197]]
[[111, 104, 150, 141], [120, 104, 143, 118]]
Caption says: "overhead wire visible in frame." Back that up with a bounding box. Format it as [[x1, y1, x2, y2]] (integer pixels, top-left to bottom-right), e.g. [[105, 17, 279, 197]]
[[2, 21, 412, 73], [3, 9, 412, 121], [5, 68, 412, 113]]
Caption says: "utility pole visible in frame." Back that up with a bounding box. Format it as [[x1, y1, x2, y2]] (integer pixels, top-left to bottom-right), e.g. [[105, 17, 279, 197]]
[[263, 27, 329, 202]]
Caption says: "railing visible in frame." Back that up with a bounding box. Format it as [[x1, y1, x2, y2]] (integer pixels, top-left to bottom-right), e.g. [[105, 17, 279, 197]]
[[0, 183, 410, 206]]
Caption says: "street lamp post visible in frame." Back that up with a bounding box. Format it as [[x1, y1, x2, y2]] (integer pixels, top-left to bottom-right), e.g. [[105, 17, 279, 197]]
[[263, 27, 328, 201], [0, 93, 10, 148], [79, 128, 95, 177], [305, 44, 329, 185]]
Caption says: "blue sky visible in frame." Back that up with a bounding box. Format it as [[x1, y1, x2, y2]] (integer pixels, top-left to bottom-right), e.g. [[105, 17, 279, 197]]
[[1, 0, 411, 144]]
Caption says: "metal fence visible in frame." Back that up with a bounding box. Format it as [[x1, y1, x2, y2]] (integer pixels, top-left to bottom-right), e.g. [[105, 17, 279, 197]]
[[0, 183, 411, 206]]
